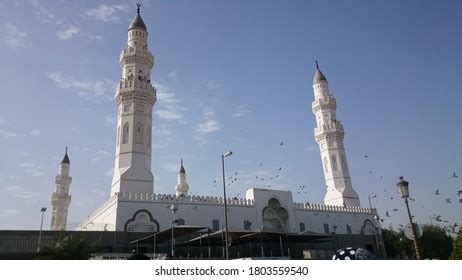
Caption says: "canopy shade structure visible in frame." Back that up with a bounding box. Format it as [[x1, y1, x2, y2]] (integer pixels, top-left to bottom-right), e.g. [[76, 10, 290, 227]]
[[129, 226, 207, 245]]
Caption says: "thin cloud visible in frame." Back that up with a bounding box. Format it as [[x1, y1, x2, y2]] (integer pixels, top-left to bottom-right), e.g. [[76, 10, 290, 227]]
[[0, 129, 19, 138], [154, 82, 186, 122], [162, 162, 180, 173], [207, 80, 222, 90], [56, 26, 80, 40], [194, 108, 221, 137], [4, 23, 27, 48], [232, 105, 252, 118], [1, 185, 39, 200], [30, 129, 41, 136], [84, 4, 130, 22], [30, 0, 63, 25], [46, 71, 115, 102], [167, 70, 177, 79], [0, 209, 21, 217], [18, 162, 42, 169]]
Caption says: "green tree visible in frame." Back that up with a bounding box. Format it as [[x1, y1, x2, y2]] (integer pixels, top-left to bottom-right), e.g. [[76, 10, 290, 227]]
[[450, 228, 462, 260], [37, 232, 100, 260], [419, 224, 453, 259], [382, 228, 413, 259]]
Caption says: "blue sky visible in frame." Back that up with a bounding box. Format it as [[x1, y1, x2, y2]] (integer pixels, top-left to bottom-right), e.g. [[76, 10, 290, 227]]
[[0, 0, 461, 232]]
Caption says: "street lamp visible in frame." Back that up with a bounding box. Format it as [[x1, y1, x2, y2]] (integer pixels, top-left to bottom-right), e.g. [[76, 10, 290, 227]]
[[396, 176, 421, 260], [221, 150, 233, 259], [367, 195, 381, 258], [171, 204, 179, 258], [37, 207, 47, 253]]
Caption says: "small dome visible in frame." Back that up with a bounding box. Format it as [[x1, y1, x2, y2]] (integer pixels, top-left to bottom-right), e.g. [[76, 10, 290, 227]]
[[61, 148, 70, 164], [128, 3, 146, 31], [313, 61, 327, 84], [128, 14, 146, 31]]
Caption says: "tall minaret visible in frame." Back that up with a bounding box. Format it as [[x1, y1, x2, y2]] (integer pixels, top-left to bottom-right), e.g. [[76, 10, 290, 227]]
[[111, 3, 156, 196], [175, 159, 189, 197], [311, 61, 360, 207], [50, 148, 72, 230]]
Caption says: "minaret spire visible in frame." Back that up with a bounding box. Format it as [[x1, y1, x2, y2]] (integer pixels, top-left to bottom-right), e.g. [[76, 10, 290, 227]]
[[175, 159, 189, 196], [50, 148, 72, 230], [311, 64, 360, 207], [111, 6, 156, 196], [137, 2, 141, 15]]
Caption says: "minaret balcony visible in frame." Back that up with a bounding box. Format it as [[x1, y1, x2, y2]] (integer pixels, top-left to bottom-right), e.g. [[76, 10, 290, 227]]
[[312, 97, 337, 113], [119, 48, 154, 67]]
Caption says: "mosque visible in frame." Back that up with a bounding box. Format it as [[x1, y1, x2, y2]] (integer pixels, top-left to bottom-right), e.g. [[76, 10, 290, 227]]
[[47, 4, 384, 259]]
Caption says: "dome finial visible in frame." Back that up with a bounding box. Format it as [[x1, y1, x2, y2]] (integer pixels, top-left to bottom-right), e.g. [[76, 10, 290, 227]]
[[179, 159, 186, 173], [315, 60, 319, 69], [61, 147, 70, 164], [137, 2, 141, 15]]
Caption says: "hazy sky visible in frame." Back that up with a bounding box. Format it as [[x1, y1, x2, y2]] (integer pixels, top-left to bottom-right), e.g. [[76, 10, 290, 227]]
[[0, 0, 461, 232]]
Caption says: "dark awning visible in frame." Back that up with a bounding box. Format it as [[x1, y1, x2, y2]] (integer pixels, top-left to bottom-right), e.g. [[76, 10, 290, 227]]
[[129, 226, 207, 245]]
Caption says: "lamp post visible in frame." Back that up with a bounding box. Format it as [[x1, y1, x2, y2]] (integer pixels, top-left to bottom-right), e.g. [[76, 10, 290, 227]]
[[37, 207, 47, 253], [221, 150, 233, 259], [368, 195, 381, 258], [396, 176, 421, 260], [171, 204, 178, 258]]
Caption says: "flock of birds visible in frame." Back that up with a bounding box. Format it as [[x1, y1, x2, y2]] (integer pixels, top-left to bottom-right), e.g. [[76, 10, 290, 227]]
[[362, 154, 461, 235], [202, 141, 461, 235]]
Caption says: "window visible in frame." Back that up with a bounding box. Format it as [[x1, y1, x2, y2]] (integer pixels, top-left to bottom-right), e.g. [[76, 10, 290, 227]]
[[124, 104, 131, 112], [122, 122, 130, 144], [299, 223, 306, 233], [323, 157, 329, 173], [212, 219, 220, 232], [244, 220, 252, 230], [346, 224, 352, 234], [135, 122, 143, 144], [323, 223, 330, 234], [147, 128, 151, 147], [176, 219, 185, 226], [332, 155, 338, 171]]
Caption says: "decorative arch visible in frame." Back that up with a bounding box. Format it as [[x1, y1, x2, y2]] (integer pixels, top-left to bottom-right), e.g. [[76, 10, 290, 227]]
[[124, 209, 159, 232], [212, 219, 220, 232], [244, 220, 252, 230], [135, 122, 143, 144], [346, 224, 352, 234], [323, 223, 330, 234], [122, 122, 130, 144], [176, 218, 185, 226], [147, 127, 151, 147], [299, 222, 306, 233], [117, 125, 121, 146], [360, 219, 376, 235], [262, 198, 289, 233], [331, 155, 338, 171]]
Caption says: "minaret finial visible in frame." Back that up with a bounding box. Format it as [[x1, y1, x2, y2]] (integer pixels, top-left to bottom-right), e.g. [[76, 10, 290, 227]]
[[315, 60, 319, 69], [137, 2, 141, 15], [65, 147, 68, 154], [181, 159, 183, 166]]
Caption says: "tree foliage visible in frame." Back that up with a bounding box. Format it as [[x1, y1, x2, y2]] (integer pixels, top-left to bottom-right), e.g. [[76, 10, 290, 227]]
[[37, 232, 100, 260], [419, 224, 453, 259], [382, 224, 453, 259], [450, 228, 462, 260]]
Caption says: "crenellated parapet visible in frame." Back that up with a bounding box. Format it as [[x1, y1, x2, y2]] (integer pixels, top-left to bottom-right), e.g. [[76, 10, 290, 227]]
[[293, 202, 372, 214], [314, 118, 345, 141], [119, 45, 154, 67], [312, 93, 337, 112], [115, 192, 255, 207]]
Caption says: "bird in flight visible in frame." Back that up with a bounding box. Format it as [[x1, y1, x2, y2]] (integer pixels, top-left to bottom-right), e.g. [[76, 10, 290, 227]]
[[364, 155, 368, 158], [435, 189, 440, 195], [280, 142, 284, 146], [385, 211, 390, 217], [392, 208, 398, 211], [458, 190, 462, 196], [446, 198, 452, 203]]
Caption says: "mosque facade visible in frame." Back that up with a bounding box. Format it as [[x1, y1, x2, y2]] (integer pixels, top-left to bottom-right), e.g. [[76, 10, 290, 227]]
[[48, 6, 382, 251]]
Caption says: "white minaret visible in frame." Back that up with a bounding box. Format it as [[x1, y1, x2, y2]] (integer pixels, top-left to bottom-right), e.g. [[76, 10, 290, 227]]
[[175, 159, 189, 197], [50, 148, 72, 230], [311, 61, 360, 207], [111, 4, 156, 196]]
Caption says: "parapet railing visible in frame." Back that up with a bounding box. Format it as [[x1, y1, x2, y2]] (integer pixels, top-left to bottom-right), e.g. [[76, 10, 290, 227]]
[[293, 202, 372, 214], [115, 192, 255, 207]]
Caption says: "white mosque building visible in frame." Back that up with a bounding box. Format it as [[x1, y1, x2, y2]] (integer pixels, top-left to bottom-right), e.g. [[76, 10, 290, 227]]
[[50, 5, 380, 245]]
